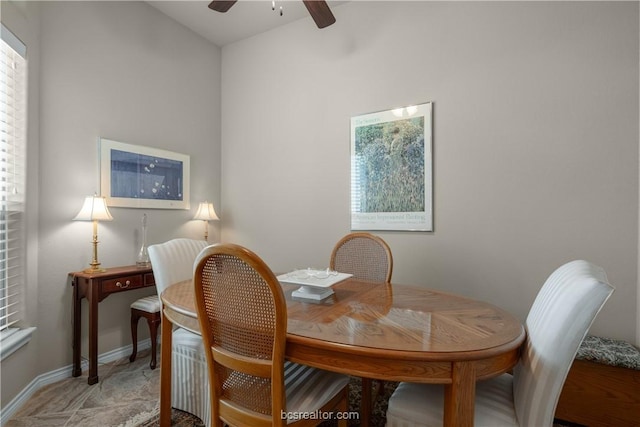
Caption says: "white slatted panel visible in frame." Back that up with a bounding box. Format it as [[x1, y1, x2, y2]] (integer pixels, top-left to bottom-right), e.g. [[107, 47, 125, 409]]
[[0, 24, 26, 332]]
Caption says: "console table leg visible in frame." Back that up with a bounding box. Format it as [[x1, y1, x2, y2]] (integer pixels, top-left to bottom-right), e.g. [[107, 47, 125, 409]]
[[71, 277, 82, 378], [87, 282, 99, 385]]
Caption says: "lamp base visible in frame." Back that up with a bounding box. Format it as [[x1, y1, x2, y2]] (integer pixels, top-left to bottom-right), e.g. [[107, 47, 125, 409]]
[[84, 262, 106, 274], [83, 267, 107, 274]]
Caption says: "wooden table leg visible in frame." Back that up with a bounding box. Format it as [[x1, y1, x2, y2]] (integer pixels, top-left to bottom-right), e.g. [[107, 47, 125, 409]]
[[443, 361, 476, 427], [87, 280, 99, 385], [159, 310, 173, 427], [71, 277, 82, 378], [360, 378, 372, 427]]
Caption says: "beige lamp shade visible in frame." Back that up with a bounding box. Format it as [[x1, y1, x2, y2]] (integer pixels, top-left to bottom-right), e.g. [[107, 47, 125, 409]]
[[194, 201, 219, 241], [74, 194, 113, 273], [193, 202, 219, 221], [74, 195, 114, 222]]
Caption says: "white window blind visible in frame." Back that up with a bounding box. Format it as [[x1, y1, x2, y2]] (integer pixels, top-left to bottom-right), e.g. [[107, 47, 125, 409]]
[[0, 23, 27, 333]]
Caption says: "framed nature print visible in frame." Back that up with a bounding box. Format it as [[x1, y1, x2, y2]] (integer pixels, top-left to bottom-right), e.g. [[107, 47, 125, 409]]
[[350, 102, 433, 231], [99, 138, 190, 209]]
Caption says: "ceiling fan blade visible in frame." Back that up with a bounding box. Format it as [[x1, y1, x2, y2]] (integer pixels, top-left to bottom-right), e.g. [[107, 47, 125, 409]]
[[208, 1, 237, 13], [302, 1, 336, 29]]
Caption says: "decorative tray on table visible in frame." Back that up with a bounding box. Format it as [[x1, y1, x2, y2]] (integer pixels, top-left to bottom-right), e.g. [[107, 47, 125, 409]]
[[277, 269, 352, 300]]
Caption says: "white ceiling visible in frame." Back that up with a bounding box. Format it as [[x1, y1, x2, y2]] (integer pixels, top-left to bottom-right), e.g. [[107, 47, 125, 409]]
[[147, 1, 346, 47]]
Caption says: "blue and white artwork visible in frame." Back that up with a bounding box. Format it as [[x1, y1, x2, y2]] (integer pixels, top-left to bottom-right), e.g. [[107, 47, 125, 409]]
[[100, 138, 190, 209], [110, 149, 183, 201]]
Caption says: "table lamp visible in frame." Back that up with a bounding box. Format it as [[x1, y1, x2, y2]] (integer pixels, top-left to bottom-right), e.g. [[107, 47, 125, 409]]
[[193, 201, 219, 241], [74, 194, 113, 273]]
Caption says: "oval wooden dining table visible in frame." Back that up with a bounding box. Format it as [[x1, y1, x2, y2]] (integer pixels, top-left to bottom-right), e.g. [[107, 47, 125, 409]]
[[159, 277, 525, 427]]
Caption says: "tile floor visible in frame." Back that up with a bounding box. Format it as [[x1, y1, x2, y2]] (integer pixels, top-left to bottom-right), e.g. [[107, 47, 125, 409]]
[[6, 349, 165, 427]]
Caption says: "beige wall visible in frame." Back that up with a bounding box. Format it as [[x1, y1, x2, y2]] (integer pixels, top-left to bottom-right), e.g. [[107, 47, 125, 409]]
[[1, 0, 221, 407], [220, 1, 638, 342], [1, 0, 638, 413]]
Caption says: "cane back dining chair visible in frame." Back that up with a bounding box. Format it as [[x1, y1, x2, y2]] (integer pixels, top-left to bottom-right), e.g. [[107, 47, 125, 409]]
[[144, 238, 210, 425], [330, 232, 393, 284], [330, 232, 393, 420], [385, 259, 615, 427], [193, 243, 350, 427]]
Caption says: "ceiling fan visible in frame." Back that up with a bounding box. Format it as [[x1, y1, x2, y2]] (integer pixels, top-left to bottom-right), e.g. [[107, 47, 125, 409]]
[[208, 1, 336, 29]]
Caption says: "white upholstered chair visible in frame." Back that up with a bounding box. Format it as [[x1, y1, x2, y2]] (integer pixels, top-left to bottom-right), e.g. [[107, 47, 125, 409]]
[[385, 260, 614, 427], [194, 243, 350, 427], [148, 238, 210, 425]]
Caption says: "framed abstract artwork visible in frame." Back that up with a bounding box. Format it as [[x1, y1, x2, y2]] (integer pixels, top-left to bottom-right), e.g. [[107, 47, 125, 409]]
[[350, 102, 433, 231], [99, 138, 190, 209]]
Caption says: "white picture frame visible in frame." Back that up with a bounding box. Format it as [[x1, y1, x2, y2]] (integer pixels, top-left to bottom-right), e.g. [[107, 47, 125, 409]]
[[350, 102, 433, 231], [99, 138, 190, 209]]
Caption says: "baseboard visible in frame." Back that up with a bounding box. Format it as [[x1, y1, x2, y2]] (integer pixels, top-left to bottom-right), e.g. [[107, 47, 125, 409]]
[[1, 339, 151, 425]]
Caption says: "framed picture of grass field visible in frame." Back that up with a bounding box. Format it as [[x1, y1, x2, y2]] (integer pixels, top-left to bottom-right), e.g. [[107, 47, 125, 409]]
[[350, 102, 433, 231]]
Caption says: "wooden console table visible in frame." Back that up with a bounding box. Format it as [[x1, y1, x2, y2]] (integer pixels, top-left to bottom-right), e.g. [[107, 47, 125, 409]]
[[70, 265, 155, 385]]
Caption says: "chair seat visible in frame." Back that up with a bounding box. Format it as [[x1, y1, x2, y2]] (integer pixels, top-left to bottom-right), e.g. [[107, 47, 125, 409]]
[[130, 295, 161, 312], [386, 374, 518, 427], [284, 361, 350, 417]]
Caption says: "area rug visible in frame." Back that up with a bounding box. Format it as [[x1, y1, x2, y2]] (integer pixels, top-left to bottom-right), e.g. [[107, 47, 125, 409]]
[[320, 377, 398, 426], [135, 407, 204, 427], [138, 376, 397, 426]]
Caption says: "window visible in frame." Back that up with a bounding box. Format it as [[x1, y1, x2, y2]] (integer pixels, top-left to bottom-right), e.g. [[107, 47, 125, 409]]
[[0, 23, 30, 360]]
